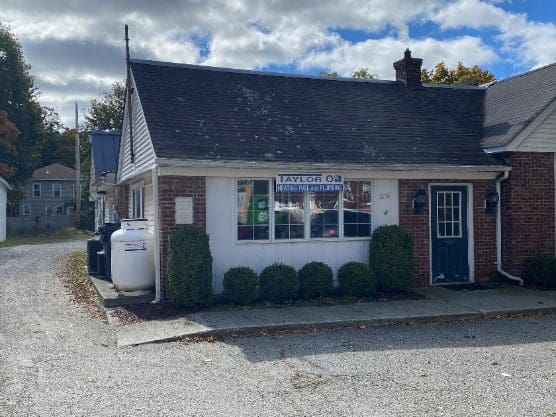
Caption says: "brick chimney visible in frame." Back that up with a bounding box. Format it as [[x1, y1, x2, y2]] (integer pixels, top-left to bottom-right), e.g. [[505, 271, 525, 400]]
[[393, 49, 423, 89]]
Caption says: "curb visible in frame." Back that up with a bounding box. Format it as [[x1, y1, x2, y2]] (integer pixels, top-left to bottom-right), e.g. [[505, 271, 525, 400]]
[[119, 307, 556, 347]]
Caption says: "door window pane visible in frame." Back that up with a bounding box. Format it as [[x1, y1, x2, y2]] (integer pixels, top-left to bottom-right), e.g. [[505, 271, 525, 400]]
[[237, 180, 270, 240], [437, 191, 462, 238]]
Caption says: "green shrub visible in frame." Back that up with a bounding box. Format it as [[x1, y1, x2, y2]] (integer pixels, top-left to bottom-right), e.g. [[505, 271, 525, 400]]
[[337, 261, 376, 297], [298, 261, 333, 299], [369, 225, 414, 292], [223, 267, 259, 304], [525, 255, 556, 288], [259, 263, 298, 303], [167, 225, 213, 307]]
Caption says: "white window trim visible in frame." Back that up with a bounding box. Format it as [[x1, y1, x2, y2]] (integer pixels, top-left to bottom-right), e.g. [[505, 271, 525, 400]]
[[436, 191, 463, 239], [22, 204, 31, 216], [235, 178, 373, 244], [131, 182, 145, 219], [66, 206, 74, 215], [55, 205, 64, 216], [33, 183, 41, 198], [52, 183, 62, 197]]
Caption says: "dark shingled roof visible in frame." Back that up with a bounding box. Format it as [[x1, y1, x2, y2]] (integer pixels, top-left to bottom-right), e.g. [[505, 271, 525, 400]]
[[483, 63, 556, 149], [32, 163, 76, 180], [130, 59, 503, 167], [91, 130, 121, 177]]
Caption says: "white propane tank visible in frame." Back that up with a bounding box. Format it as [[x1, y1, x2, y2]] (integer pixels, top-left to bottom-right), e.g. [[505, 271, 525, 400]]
[[111, 219, 155, 292]]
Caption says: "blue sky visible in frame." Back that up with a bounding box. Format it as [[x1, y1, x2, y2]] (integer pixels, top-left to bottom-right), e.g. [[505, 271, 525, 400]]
[[1, 0, 555, 126]]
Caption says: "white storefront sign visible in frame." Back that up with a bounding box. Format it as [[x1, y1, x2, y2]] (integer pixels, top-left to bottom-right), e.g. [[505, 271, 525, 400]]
[[276, 173, 343, 192]]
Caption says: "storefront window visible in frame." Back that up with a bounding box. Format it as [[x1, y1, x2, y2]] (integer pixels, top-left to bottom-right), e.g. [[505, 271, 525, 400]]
[[237, 180, 270, 240], [310, 192, 339, 238], [237, 178, 373, 242], [343, 181, 372, 237], [274, 192, 305, 239]]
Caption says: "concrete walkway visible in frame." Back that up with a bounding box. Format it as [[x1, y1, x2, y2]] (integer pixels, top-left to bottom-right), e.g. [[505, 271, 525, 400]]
[[111, 283, 556, 347]]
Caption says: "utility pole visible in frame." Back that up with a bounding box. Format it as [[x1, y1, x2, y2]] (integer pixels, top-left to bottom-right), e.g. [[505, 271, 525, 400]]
[[75, 102, 81, 229]]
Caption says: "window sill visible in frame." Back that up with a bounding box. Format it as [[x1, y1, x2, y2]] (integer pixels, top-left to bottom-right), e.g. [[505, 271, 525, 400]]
[[235, 237, 370, 245]]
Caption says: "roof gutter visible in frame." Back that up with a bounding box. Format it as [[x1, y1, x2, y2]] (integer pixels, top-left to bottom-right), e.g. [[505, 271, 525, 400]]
[[155, 157, 511, 173], [496, 171, 523, 285]]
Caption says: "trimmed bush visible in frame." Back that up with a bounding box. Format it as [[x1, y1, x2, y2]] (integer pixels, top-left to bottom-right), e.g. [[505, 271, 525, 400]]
[[223, 267, 259, 304], [369, 225, 414, 292], [167, 225, 213, 307], [525, 255, 556, 288], [259, 263, 298, 303], [337, 261, 376, 297], [298, 261, 333, 299]]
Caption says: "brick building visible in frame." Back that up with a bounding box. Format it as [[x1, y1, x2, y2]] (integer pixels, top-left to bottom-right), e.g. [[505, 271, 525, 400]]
[[111, 50, 555, 302]]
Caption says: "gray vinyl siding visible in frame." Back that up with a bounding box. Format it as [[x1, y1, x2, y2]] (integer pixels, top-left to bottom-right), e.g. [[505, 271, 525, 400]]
[[19, 180, 76, 216], [127, 174, 154, 230], [518, 108, 556, 152], [118, 74, 156, 183]]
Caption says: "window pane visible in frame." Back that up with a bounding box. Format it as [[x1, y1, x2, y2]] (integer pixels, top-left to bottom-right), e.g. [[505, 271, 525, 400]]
[[453, 222, 460, 236], [453, 192, 460, 206], [445, 223, 453, 237], [438, 193, 444, 207], [310, 192, 339, 238], [343, 181, 372, 238], [438, 222, 445, 237], [357, 223, 371, 237], [237, 180, 270, 240], [274, 191, 304, 240]]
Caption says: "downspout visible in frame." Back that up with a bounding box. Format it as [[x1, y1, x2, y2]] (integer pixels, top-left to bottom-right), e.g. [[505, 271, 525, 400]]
[[496, 171, 524, 285], [151, 165, 162, 303]]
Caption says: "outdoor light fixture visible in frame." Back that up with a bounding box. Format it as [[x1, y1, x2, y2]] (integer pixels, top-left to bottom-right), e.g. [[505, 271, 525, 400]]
[[413, 187, 427, 214], [485, 189, 499, 214]]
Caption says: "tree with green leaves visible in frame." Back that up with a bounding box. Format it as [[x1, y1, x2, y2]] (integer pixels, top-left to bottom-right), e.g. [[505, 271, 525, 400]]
[[84, 82, 125, 131], [352, 67, 378, 80], [421, 62, 495, 86], [0, 24, 43, 199], [319, 70, 338, 77]]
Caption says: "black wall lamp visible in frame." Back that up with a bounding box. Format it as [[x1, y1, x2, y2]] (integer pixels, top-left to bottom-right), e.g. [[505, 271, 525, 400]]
[[413, 187, 427, 214], [485, 189, 499, 214]]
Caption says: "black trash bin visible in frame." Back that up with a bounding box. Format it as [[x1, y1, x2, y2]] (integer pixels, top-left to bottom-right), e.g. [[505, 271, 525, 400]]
[[96, 222, 120, 281], [87, 236, 102, 276]]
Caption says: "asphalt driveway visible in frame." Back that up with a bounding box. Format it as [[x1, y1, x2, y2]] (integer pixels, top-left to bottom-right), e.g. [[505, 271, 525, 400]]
[[1, 241, 555, 416]]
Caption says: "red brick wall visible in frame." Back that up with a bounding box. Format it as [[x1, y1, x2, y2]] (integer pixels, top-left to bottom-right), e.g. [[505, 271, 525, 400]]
[[501, 152, 555, 276], [114, 183, 129, 220], [158, 176, 206, 301], [399, 179, 498, 287]]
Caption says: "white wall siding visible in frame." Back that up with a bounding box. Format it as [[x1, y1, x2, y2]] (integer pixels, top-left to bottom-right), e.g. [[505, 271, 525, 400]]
[[0, 184, 7, 241], [128, 175, 154, 230], [206, 177, 399, 293], [118, 74, 156, 183], [518, 108, 556, 152]]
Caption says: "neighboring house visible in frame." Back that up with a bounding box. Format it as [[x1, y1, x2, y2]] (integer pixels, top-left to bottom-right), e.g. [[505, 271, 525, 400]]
[[89, 130, 121, 230], [113, 49, 555, 301], [8, 163, 77, 232], [0, 176, 10, 241]]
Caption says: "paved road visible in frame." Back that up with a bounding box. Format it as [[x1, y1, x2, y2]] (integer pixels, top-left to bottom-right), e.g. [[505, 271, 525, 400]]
[[1, 241, 555, 417]]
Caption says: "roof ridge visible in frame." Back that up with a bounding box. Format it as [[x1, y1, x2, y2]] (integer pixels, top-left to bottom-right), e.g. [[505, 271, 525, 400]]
[[488, 62, 556, 87], [129, 58, 397, 85]]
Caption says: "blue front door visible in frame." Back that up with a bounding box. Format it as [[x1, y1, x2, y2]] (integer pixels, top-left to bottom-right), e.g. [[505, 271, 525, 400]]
[[431, 185, 470, 284]]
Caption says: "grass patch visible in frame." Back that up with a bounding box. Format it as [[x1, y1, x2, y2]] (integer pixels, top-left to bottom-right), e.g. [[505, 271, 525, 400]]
[[0, 228, 92, 248], [60, 249, 107, 323]]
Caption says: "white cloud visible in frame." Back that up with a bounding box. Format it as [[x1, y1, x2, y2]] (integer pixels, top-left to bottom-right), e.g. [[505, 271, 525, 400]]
[[433, 0, 556, 68], [0, 0, 553, 126], [298, 35, 498, 77]]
